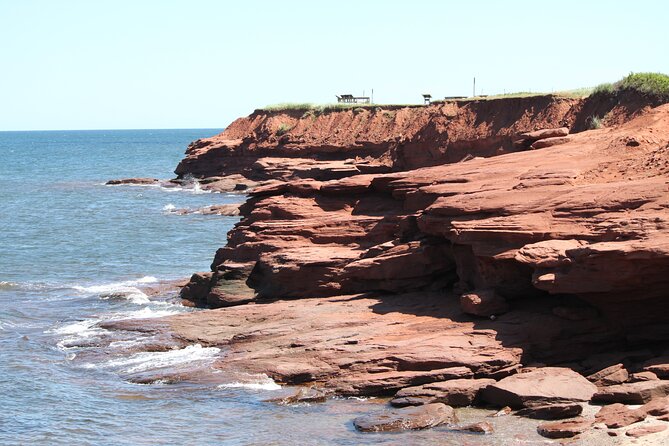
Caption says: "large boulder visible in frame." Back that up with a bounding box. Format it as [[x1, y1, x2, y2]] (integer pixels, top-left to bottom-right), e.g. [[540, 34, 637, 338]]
[[482, 368, 596, 409], [352, 403, 457, 432], [390, 378, 496, 407]]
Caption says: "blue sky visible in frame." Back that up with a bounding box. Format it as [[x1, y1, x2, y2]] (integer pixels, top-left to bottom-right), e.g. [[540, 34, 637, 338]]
[[1, 0, 668, 130]]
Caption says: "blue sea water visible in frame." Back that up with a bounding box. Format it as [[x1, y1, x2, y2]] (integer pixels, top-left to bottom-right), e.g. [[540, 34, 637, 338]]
[[0, 130, 542, 445]]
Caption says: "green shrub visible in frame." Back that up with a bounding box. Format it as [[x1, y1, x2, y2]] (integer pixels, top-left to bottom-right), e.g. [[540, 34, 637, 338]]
[[588, 115, 603, 130], [275, 123, 292, 136], [591, 82, 614, 95], [615, 72, 669, 99]]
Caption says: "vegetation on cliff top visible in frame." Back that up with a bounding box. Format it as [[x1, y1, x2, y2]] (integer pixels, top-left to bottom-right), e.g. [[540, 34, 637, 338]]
[[593, 72, 669, 101], [261, 73, 669, 112]]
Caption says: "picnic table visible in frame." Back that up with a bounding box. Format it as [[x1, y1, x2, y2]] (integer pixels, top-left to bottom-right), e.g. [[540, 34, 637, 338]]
[[336, 94, 370, 104]]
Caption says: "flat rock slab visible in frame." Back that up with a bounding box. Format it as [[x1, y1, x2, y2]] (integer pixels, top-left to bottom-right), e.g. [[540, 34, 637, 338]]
[[537, 417, 593, 439], [592, 380, 669, 404], [482, 367, 597, 409], [643, 356, 669, 378], [391, 378, 496, 407], [106, 177, 159, 185], [595, 403, 646, 428], [626, 424, 668, 438], [352, 403, 457, 432], [587, 363, 629, 387], [515, 402, 583, 420]]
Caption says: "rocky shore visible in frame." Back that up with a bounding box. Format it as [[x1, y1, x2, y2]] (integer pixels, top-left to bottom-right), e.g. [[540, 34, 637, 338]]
[[113, 92, 669, 441]]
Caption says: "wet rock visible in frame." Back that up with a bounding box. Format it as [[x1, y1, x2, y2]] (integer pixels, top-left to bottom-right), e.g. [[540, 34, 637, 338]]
[[482, 368, 597, 409], [626, 424, 667, 438], [266, 387, 327, 405], [536, 417, 593, 439], [515, 402, 583, 420], [587, 363, 629, 387], [595, 403, 646, 428], [106, 177, 159, 185], [459, 289, 509, 317], [352, 403, 457, 432], [390, 378, 496, 407], [592, 380, 669, 404], [489, 406, 512, 417], [169, 204, 241, 216], [179, 272, 213, 305], [457, 421, 494, 434]]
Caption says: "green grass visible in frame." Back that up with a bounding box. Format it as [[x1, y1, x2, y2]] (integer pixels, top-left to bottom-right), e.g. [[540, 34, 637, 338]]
[[616, 72, 669, 99], [262, 73, 669, 112], [275, 123, 292, 135], [588, 115, 603, 130]]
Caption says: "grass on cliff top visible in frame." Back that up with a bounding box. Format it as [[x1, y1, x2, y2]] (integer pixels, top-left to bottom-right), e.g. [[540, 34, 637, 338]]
[[262, 73, 669, 111]]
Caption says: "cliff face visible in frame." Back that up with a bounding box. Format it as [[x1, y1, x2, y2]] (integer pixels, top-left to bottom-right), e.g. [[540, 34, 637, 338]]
[[176, 94, 669, 383], [175, 93, 652, 183]]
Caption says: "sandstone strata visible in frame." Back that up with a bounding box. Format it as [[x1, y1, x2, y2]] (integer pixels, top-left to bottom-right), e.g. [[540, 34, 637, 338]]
[[110, 93, 669, 439]]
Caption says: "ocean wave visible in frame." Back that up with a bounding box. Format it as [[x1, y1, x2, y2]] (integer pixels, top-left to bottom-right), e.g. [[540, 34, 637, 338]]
[[0, 280, 62, 292], [85, 344, 221, 374], [52, 304, 184, 350], [72, 276, 158, 304], [162, 203, 176, 212], [218, 374, 281, 391]]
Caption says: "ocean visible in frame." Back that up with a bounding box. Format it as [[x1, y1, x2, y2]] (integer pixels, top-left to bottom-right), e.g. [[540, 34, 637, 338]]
[[0, 130, 542, 445]]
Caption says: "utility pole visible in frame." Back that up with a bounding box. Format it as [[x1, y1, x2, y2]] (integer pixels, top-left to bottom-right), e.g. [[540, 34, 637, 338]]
[[473, 77, 476, 97], [371, 88, 374, 104]]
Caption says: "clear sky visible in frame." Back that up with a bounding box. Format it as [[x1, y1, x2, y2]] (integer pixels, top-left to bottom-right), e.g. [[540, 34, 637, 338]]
[[1, 0, 668, 130]]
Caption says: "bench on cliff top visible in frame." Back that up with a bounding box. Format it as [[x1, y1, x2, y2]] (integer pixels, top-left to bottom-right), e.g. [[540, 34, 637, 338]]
[[336, 94, 370, 104]]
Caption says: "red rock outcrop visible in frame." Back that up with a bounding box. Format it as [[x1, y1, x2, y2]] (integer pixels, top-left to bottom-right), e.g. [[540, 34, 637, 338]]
[[121, 93, 669, 438]]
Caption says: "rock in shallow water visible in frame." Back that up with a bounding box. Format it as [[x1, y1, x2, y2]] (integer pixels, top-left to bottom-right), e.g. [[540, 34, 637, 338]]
[[352, 403, 457, 432], [456, 421, 494, 434], [515, 402, 583, 420], [537, 417, 593, 439]]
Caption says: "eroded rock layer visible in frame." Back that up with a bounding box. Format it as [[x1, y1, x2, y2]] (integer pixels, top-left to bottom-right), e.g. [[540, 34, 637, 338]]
[[171, 95, 669, 400]]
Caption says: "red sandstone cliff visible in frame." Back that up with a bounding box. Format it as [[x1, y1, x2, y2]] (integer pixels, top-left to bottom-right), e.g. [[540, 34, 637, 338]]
[[95, 92, 669, 438], [160, 93, 668, 423]]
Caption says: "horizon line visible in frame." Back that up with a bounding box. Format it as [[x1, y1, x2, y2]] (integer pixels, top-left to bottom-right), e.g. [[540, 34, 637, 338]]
[[0, 127, 225, 133]]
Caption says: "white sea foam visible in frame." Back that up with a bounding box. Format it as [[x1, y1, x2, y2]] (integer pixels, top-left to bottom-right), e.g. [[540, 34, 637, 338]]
[[72, 276, 158, 304], [162, 203, 176, 212], [192, 181, 210, 194], [85, 344, 220, 373], [217, 374, 281, 391]]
